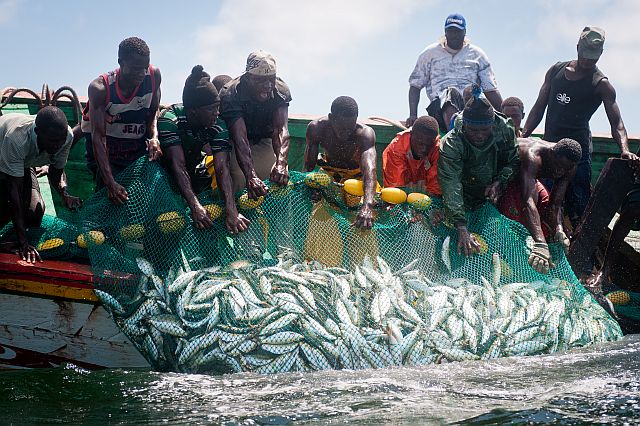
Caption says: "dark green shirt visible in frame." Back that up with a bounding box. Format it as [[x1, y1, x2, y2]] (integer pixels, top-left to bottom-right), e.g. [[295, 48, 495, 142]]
[[438, 113, 519, 225], [158, 104, 230, 176]]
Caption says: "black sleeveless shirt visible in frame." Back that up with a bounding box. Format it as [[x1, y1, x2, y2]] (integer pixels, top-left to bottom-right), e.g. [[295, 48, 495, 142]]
[[543, 61, 606, 160]]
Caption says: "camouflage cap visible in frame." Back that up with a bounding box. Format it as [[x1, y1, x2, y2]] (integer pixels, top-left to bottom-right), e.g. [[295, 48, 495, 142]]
[[577, 26, 605, 60], [245, 50, 277, 76]]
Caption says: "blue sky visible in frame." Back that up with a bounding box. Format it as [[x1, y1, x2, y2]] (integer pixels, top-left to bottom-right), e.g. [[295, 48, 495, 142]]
[[0, 0, 638, 136]]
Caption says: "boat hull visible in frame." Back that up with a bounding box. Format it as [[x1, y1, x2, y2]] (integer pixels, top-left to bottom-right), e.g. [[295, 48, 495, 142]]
[[0, 253, 149, 370]]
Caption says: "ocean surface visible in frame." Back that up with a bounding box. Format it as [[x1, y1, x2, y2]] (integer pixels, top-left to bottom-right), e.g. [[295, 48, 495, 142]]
[[1, 334, 639, 425]]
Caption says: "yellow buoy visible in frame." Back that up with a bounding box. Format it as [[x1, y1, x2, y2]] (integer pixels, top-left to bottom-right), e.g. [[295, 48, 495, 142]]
[[407, 192, 432, 210], [343, 179, 364, 196], [156, 211, 186, 234], [607, 290, 631, 306], [37, 238, 64, 251], [304, 172, 332, 189], [76, 231, 105, 249], [238, 193, 265, 210], [203, 204, 223, 220], [380, 187, 407, 204], [119, 224, 145, 240]]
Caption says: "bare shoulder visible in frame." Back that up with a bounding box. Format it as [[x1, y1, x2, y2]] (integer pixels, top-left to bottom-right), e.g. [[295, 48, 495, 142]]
[[88, 76, 107, 102], [152, 66, 162, 85], [356, 123, 376, 142], [307, 117, 329, 136]]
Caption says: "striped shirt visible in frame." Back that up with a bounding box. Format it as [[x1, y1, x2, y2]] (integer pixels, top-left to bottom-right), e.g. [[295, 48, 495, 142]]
[[158, 104, 230, 177], [82, 65, 157, 167]]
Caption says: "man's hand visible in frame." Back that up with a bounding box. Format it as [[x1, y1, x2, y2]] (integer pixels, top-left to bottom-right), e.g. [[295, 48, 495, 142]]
[[484, 181, 503, 204], [106, 181, 128, 205], [270, 163, 289, 186], [17, 241, 42, 264], [246, 177, 268, 199], [63, 193, 82, 211], [191, 203, 213, 229], [430, 209, 444, 227], [405, 116, 417, 127], [457, 225, 481, 257], [354, 204, 374, 229], [528, 242, 554, 274], [226, 212, 250, 234], [35, 165, 49, 178], [622, 151, 640, 175], [147, 138, 162, 161], [554, 229, 570, 253]]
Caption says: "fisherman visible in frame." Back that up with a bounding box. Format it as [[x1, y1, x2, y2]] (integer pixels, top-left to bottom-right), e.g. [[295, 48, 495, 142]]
[[438, 87, 519, 256], [522, 27, 639, 228], [212, 75, 232, 92], [501, 97, 525, 137], [497, 138, 582, 273], [407, 13, 503, 127], [0, 107, 82, 263], [304, 96, 377, 228], [590, 170, 640, 295], [159, 65, 249, 234], [382, 115, 441, 197], [82, 36, 162, 205], [219, 50, 291, 198]]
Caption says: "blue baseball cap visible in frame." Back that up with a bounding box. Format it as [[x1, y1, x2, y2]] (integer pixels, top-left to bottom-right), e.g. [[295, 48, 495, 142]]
[[445, 13, 466, 30]]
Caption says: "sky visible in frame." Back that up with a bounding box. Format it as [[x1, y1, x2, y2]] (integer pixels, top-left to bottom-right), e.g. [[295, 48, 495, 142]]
[[0, 0, 638, 136]]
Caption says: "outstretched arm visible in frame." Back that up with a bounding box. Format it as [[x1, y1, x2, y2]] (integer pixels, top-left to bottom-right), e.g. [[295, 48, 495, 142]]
[[214, 151, 249, 234], [270, 105, 290, 185], [6, 174, 41, 263], [354, 126, 377, 229], [88, 78, 128, 205], [407, 86, 421, 127], [484, 89, 503, 112], [522, 66, 554, 137], [520, 162, 545, 243], [47, 167, 81, 211], [145, 67, 162, 161], [165, 145, 211, 229], [303, 121, 320, 172], [600, 79, 638, 162], [229, 118, 267, 199]]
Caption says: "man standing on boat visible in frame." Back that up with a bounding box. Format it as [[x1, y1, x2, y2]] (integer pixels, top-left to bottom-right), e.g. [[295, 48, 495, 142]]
[[82, 37, 162, 205], [159, 65, 249, 234], [497, 138, 582, 273], [406, 13, 503, 127], [219, 51, 291, 198], [438, 87, 519, 257], [0, 106, 82, 263], [304, 96, 377, 228], [522, 27, 639, 229]]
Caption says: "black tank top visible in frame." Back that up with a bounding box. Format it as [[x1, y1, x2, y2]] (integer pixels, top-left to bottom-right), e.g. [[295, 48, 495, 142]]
[[543, 61, 606, 160]]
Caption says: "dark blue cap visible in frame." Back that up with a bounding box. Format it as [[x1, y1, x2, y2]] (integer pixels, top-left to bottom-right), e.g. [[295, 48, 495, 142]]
[[445, 13, 466, 30]]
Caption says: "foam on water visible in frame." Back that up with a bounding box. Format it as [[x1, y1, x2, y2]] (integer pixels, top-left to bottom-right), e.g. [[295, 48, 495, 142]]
[[1, 335, 639, 424]]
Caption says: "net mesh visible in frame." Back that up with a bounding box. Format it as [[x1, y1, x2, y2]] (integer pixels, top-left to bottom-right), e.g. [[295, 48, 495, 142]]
[[3, 158, 624, 373]]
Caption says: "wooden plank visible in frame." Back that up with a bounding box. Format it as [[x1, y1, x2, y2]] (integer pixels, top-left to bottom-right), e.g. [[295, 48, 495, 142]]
[[0, 253, 93, 282], [568, 158, 635, 274], [0, 292, 148, 369]]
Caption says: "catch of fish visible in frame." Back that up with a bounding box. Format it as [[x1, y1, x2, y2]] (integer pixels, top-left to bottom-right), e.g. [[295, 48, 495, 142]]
[[94, 247, 622, 375]]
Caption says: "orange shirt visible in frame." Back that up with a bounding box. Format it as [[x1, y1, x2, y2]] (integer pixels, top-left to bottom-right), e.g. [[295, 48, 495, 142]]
[[382, 130, 441, 196]]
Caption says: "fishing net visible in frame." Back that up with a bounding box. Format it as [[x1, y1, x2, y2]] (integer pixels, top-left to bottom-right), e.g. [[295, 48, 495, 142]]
[[7, 157, 623, 373]]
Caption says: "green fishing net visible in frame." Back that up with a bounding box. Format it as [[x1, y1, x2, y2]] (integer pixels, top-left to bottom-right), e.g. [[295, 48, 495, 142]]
[[5, 158, 624, 373]]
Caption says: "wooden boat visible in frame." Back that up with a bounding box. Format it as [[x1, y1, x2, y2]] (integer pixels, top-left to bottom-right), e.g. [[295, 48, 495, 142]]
[[0, 87, 638, 369]]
